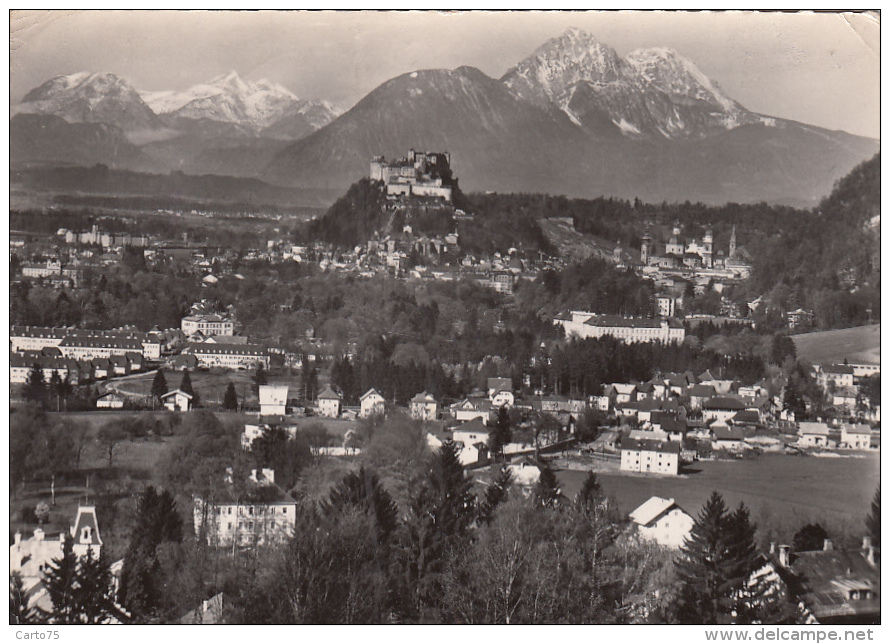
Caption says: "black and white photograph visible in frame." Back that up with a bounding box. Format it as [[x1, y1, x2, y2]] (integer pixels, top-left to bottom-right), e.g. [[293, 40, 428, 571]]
[[7, 9, 881, 629]]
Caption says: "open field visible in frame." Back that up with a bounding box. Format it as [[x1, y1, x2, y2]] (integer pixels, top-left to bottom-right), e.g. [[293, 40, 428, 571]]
[[791, 324, 880, 365], [109, 368, 305, 407], [558, 451, 880, 539]]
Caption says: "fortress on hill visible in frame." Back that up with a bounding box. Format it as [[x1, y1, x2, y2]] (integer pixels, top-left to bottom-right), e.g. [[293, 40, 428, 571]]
[[370, 149, 455, 202]]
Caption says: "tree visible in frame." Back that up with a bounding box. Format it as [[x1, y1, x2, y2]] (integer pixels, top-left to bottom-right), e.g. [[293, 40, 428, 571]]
[[675, 492, 761, 624], [74, 548, 114, 624], [478, 465, 512, 525], [792, 523, 829, 553], [179, 370, 199, 407], [866, 485, 880, 543], [325, 466, 399, 542], [253, 362, 268, 396], [23, 363, 47, 406], [119, 486, 184, 620], [574, 471, 604, 514], [10, 573, 37, 624], [96, 425, 127, 468], [41, 535, 79, 624], [488, 406, 512, 462], [223, 382, 239, 411], [534, 461, 562, 509], [49, 371, 63, 411], [151, 369, 168, 403]]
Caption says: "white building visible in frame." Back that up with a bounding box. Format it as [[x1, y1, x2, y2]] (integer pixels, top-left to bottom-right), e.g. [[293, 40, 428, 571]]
[[259, 385, 288, 416], [96, 391, 125, 409], [181, 314, 234, 337], [181, 343, 269, 370], [556, 311, 685, 344], [840, 424, 872, 450], [10, 507, 103, 611], [630, 496, 695, 548], [410, 392, 439, 421], [241, 422, 299, 449], [316, 386, 342, 418], [193, 470, 297, 548], [490, 389, 515, 408], [161, 389, 193, 412], [620, 438, 681, 475], [359, 388, 386, 418], [798, 421, 831, 447]]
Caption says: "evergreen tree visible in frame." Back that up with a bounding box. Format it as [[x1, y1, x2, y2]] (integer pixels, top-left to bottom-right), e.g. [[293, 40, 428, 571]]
[[179, 370, 199, 407], [325, 466, 399, 542], [401, 441, 476, 612], [74, 548, 114, 624], [23, 363, 46, 406], [119, 486, 183, 619], [151, 369, 168, 403], [866, 485, 880, 543], [573, 471, 604, 514], [49, 371, 63, 411], [675, 492, 762, 624], [222, 382, 239, 411], [534, 461, 562, 509], [478, 465, 512, 525], [488, 406, 512, 462], [792, 523, 829, 552], [10, 573, 37, 624], [253, 362, 268, 396], [42, 535, 79, 624]]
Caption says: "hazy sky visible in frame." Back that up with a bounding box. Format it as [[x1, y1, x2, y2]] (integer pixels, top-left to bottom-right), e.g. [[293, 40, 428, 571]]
[[9, 10, 880, 138]]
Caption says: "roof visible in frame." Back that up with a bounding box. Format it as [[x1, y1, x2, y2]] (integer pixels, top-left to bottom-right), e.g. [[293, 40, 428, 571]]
[[702, 396, 747, 411], [317, 386, 341, 400], [161, 389, 193, 400], [621, 437, 681, 454], [842, 424, 871, 436], [780, 548, 880, 621], [798, 421, 830, 436], [823, 364, 855, 375], [360, 388, 383, 401], [732, 410, 761, 424], [410, 392, 437, 404], [184, 342, 267, 356], [453, 418, 489, 435], [630, 496, 688, 527], [713, 427, 748, 441], [59, 336, 143, 350], [71, 506, 103, 546], [583, 314, 684, 329], [487, 377, 512, 390]]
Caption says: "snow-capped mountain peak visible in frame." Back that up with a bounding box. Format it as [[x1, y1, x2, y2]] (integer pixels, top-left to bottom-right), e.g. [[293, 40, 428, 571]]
[[503, 28, 759, 139], [140, 71, 321, 131]]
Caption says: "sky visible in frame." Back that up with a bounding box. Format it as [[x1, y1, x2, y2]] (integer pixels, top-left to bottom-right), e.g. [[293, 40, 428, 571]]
[[8, 9, 880, 139]]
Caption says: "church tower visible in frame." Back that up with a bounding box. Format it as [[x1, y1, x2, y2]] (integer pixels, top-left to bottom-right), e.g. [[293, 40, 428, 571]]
[[641, 226, 652, 265], [702, 226, 713, 267], [729, 226, 737, 260]]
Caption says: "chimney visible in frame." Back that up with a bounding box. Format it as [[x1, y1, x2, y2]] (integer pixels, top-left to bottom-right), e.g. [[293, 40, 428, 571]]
[[778, 545, 790, 568], [823, 538, 833, 551]]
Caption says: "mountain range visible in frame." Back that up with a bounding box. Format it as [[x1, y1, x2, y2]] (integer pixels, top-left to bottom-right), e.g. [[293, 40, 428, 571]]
[[9, 28, 878, 206]]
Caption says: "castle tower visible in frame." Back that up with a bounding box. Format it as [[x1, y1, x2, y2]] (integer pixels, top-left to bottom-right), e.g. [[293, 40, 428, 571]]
[[641, 226, 652, 265], [702, 226, 713, 267], [729, 226, 737, 260]]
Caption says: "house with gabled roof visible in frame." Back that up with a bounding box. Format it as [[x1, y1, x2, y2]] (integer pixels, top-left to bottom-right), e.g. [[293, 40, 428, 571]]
[[410, 391, 439, 421], [702, 395, 748, 422], [161, 389, 193, 412], [359, 388, 385, 418], [840, 424, 872, 450], [798, 421, 831, 448], [620, 437, 681, 475], [316, 386, 342, 418], [629, 496, 694, 548]]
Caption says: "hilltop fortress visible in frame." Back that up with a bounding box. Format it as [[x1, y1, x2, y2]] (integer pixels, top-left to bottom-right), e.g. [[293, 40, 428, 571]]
[[370, 149, 456, 202]]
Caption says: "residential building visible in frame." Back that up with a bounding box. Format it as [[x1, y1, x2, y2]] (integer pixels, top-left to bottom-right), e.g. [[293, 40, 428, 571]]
[[769, 538, 879, 624], [487, 377, 512, 397], [798, 421, 831, 448], [832, 387, 859, 412], [840, 424, 872, 450], [316, 386, 342, 418], [181, 342, 270, 370], [655, 293, 677, 318], [409, 392, 439, 421], [620, 438, 681, 475], [450, 397, 493, 424], [258, 385, 288, 416], [242, 421, 299, 449], [359, 388, 385, 418], [161, 389, 193, 412], [702, 396, 748, 422], [490, 389, 515, 408], [193, 470, 297, 548], [10, 507, 103, 608], [96, 391, 126, 409], [629, 496, 694, 548], [556, 312, 685, 344], [180, 314, 234, 337]]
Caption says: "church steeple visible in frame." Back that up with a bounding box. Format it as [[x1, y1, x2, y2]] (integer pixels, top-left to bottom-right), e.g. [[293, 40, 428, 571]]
[[729, 225, 737, 259]]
